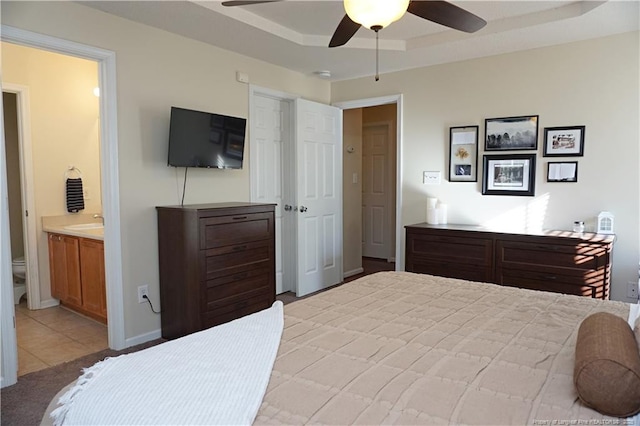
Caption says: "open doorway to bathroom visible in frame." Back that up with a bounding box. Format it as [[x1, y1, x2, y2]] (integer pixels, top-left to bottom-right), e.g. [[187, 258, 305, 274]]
[[2, 43, 108, 376]]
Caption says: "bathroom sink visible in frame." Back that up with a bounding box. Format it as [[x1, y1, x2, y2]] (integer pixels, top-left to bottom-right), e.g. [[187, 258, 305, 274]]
[[64, 223, 104, 230]]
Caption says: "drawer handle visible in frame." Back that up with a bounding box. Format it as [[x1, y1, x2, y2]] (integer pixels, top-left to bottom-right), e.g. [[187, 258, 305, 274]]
[[236, 301, 248, 309], [234, 272, 248, 280], [543, 275, 557, 280], [232, 216, 248, 220], [232, 245, 247, 252]]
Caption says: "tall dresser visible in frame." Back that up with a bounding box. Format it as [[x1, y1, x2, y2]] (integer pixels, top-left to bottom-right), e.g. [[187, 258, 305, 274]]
[[157, 202, 276, 339], [405, 223, 615, 299]]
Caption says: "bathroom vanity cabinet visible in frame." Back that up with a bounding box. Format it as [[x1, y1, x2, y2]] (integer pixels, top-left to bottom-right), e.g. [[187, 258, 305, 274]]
[[48, 233, 107, 323]]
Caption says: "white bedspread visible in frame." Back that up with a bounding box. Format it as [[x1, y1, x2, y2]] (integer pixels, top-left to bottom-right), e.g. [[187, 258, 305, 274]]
[[51, 301, 284, 426]]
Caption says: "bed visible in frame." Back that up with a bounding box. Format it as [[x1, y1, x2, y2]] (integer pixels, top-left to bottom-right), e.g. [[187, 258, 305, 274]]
[[44, 271, 640, 425]]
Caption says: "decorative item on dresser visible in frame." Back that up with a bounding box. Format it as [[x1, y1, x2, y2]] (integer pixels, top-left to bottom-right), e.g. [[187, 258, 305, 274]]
[[405, 223, 615, 299], [156, 202, 276, 339]]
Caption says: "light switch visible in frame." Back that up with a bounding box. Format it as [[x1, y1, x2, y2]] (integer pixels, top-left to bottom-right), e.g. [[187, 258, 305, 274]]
[[423, 171, 441, 185], [352, 173, 358, 184]]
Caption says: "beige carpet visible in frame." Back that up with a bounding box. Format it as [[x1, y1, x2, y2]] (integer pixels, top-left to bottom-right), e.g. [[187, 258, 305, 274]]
[[1, 339, 164, 426]]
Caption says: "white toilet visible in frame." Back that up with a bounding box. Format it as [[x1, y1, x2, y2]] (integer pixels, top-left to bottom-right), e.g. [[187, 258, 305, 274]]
[[12, 256, 27, 305]]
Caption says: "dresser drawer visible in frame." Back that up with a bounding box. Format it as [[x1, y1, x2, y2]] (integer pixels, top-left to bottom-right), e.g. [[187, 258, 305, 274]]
[[408, 260, 492, 283], [496, 240, 609, 272], [202, 240, 270, 278], [201, 289, 273, 327], [199, 212, 273, 249], [407, 234, 493, 265], [498, 268, 606, 298], [203, 266, 271, 305]]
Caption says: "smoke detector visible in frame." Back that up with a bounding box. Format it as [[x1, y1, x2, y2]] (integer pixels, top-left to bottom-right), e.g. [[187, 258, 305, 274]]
[[313, 70, 332, 79]]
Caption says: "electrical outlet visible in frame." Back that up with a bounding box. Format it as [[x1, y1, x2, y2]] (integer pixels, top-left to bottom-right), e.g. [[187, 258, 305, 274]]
[[627, 281, 639, 300], [138, 285, 149, 304]]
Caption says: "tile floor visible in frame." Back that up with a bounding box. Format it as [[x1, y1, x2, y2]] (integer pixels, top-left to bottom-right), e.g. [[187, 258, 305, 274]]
[[14, 300, 108, 376]]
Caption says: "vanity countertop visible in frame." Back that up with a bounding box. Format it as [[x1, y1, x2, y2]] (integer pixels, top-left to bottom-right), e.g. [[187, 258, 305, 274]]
[[42, 214, 104, 241]]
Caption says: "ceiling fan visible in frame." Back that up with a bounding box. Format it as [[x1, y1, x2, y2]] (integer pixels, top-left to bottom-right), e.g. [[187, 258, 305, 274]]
[[221, 0, 486, 79]]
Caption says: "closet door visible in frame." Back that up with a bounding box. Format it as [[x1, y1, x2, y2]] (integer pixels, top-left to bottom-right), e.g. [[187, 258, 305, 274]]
[[295, 99, 343, 297]]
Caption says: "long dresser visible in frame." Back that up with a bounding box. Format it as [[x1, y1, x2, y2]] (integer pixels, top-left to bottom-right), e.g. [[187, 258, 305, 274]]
[[405, 223, 615, 299], [157, 202, 276, 339]]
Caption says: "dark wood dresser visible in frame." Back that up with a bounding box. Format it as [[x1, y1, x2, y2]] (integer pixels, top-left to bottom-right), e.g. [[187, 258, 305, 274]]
[[157, 202, 276, 339], [405, 223, 615, 299]]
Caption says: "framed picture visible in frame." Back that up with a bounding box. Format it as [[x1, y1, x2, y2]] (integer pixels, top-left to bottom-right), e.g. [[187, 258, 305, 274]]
[[543, 126, 585, 157], [484, 115, 539, 151], [482, 154, 536, 196], [449, 125, 478, 182], [547, 161, 578, 182]]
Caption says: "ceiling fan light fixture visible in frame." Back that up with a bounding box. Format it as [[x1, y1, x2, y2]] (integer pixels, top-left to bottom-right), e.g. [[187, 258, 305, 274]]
[[344, 0, 410, 30]]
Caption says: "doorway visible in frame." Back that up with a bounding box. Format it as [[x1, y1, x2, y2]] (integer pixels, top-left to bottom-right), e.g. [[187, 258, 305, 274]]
[[1, 25, 124, 388], [338, 97, 402, 279]]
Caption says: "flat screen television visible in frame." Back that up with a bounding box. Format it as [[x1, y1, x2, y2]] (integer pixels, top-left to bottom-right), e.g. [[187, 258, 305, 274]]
[[167, 106, 247, 169]]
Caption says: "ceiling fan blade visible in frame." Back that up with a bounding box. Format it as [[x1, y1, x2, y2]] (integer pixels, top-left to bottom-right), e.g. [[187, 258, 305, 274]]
[[329, 14, 362, 48], [408, 0, 486, 33], [222, 1, 283, 6]]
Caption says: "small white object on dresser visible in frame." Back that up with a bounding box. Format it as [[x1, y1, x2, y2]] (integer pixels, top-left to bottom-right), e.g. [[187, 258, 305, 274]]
[[596, 211, 614, 234]]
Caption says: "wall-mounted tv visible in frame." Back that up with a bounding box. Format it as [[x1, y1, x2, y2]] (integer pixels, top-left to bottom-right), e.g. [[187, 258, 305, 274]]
[[167, 106, 247, 169]]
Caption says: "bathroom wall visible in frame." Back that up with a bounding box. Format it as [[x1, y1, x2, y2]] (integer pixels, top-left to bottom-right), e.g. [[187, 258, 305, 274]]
[[2, 92, 24, 260], [1, 42, 102, 302]]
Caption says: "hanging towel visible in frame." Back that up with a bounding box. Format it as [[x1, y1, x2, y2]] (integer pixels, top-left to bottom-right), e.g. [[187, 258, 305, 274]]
[[66, 178, 85, 213]]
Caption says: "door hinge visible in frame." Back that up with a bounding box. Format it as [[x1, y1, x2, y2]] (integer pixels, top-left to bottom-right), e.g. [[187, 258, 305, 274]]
[[25, 210, 28, 217]]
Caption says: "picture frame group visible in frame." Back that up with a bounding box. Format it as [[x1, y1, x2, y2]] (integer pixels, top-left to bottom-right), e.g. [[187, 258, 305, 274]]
[[482, 154, 536, 196]]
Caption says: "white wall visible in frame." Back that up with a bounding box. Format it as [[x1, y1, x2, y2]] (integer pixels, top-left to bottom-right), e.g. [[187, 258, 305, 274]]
[[1, 1, 330, 340], [2, 43, 102, 302], [332, 31, 640, 302]]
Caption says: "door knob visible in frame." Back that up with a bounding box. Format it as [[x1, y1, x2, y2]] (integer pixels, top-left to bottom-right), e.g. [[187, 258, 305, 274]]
[[299, 206, 308, 213], [284, 204, 293, 211]]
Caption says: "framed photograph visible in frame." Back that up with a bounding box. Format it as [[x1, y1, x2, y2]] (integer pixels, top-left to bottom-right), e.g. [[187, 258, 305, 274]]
[[547, 161, 578, 182], [485, 115, 539, 151], [482, 154, 536, 196], [543, 126, 585, 157], [449, 125, 478, 182]]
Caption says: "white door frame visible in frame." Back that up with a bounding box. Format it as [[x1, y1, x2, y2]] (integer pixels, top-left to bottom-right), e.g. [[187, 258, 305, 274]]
[[1, 82, 19, 389], [1, 27, 126, 361], [333, 95, 403, 270], [2, 84, 41, 309], [249, 85, 299, 293]]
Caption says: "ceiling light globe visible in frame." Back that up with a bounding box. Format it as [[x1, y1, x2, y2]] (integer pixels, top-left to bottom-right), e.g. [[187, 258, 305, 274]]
[[344, 0, 410, 29]]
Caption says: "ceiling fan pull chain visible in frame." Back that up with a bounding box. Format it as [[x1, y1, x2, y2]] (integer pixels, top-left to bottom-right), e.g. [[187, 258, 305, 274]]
[[375, 28, 380, 81]]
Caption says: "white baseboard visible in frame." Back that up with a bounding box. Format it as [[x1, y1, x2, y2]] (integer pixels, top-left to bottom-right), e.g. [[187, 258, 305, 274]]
[[343, 267, 364, 279], [39, 298, 60, 309], [124, 329, 162, 348]]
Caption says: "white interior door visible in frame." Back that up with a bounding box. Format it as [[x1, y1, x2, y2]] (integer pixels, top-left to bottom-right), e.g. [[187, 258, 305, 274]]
[[362, 123, 391, 259], [250, 94, 292, 294], [295, 99, 343, 297]]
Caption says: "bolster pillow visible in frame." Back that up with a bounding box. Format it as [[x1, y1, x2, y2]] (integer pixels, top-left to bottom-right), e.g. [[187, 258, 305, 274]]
[[574, 312, 640, 417]]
